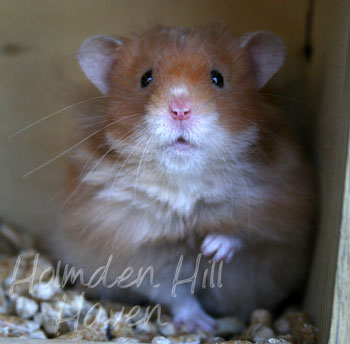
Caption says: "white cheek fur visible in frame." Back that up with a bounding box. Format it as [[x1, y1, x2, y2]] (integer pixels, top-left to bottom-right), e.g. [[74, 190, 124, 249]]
[[143, 108, 259, 174]]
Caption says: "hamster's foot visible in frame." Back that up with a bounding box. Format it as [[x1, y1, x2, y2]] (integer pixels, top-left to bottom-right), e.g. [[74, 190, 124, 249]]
[[173, 305, 217, 333], [201, 234, 243, 262]]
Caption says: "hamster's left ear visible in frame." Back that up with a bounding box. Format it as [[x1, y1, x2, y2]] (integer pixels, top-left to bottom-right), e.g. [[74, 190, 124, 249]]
[[240, 31, 286, 89], [77, 35, 123, 94]]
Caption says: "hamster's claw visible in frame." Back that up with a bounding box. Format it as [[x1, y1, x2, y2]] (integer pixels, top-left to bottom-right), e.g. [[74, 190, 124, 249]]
[[201, 234, 243, 263], [174, 307, 217, 333]]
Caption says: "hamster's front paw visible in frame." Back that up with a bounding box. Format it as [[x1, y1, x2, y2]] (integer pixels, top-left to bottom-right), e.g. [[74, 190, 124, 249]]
[[201, 234, 243, 263], [173, 305, 217, 333]]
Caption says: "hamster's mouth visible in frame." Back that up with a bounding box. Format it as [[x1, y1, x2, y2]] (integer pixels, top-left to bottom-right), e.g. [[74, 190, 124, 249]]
[[168, 136, 194, 151], [176, 136, 188, 144]]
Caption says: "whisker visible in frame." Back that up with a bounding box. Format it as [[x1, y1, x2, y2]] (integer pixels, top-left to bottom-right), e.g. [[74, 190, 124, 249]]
[[60, 147, 114, 209], [80, 143, 106, 173], [212, 143, 235, 219], [260, 92, 315, 108], [107, 142, 142, 202], [47, 143, 106, 204], [48, 126, 138, 206], [22, 114, 140, 178], [106, 126, 151, 202], [9, 96, 109, 139], [232, 156, 252, 232], [75, 125, 138, 201], [134, 137, 152, 197]]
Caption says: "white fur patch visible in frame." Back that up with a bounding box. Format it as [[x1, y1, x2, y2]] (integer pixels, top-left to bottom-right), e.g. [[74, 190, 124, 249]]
[[170, 85, 189, 97]]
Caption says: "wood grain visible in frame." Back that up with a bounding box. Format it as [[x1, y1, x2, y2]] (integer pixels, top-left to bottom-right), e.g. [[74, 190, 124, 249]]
[[303, 0, 350, 343]]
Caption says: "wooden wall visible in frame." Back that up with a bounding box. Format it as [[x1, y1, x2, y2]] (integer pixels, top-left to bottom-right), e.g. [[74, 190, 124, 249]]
[[304, 0, 350, 342]]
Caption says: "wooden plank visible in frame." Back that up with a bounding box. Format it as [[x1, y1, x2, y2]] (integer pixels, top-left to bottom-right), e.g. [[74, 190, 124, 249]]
[[303, 0, 350, 343], [330, 133, 350, 343], [328, 30, 350, 343]]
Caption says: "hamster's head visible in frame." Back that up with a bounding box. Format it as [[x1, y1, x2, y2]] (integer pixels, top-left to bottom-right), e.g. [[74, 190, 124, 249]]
[[78, 25, 285, 174]]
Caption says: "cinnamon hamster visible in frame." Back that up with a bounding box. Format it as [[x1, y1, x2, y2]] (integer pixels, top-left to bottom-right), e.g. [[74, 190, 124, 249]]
[[52, 24, 314, 332]]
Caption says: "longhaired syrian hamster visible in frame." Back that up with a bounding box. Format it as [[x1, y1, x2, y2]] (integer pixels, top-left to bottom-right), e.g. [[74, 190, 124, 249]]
[[53, 24, 314, 332]]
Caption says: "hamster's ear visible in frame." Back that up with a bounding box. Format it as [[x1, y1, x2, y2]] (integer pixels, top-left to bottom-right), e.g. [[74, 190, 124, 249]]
[[240, 31, 285, 89], [77, 35, 123, 94]]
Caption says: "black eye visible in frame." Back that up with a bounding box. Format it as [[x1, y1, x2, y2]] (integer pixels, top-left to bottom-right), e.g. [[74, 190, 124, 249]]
[[210, 70, 224, 88], [141, 70, 153, 88]]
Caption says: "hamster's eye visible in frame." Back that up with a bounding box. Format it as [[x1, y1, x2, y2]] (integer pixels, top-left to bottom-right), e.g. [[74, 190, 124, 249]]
[[210, 70, 224, 88], [141, 70, 153, 88]]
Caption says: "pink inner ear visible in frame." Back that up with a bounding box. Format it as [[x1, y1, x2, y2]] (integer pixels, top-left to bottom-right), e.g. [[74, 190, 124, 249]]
[[241, 31, 286, 89], [77, 35, 123, 94]]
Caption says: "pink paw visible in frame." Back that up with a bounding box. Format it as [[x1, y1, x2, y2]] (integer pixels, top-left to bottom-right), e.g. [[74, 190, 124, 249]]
[[174, 307, 217, 333], [201, 234, 243, 263]]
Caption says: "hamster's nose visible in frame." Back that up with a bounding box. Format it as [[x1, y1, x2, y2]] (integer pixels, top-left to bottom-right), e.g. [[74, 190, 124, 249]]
[[169, 98, 192, 120]]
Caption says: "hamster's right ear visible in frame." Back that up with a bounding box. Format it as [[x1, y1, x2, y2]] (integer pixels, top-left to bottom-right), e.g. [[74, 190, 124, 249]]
[[240, 31, 285, 89], [77, 35, 123, 94]]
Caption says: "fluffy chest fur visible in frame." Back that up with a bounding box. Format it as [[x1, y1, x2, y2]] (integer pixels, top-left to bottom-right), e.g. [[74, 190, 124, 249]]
[[78, 134, 261, 209], [67, 138, 271, 254]]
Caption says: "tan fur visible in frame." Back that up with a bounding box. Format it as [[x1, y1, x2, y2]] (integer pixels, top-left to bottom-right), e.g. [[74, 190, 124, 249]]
[[52, 24, 314, 327]]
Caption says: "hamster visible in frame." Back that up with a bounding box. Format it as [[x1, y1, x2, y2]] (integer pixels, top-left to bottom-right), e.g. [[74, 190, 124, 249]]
[[52, 24, 314, 332]]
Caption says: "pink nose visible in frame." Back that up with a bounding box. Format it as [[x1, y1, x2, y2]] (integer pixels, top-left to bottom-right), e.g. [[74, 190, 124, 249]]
[[169, 98, 192, 120]]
